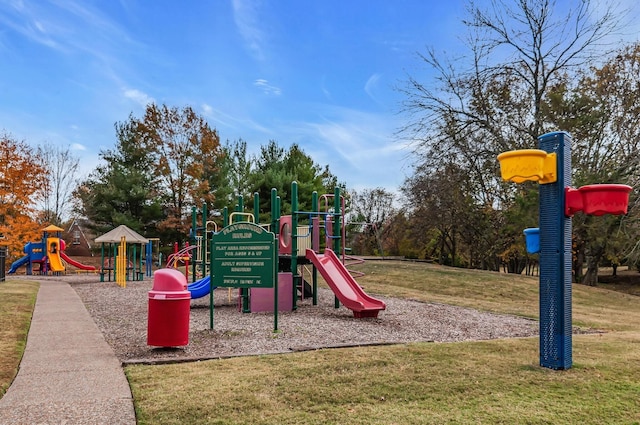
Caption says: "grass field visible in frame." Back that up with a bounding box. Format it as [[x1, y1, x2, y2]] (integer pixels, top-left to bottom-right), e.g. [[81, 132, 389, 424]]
[[0, 279, 38, 397], [125, 261, 640, 424], [2, 262, 640, 424]]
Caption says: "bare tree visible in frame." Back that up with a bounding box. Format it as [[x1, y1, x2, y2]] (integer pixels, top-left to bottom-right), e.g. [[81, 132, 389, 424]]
[[348, 188, 396, 256], [464, 0, 623, 137], [399, 0, 625, 204], [36, 143, 80, 225], [402, 0, 625, 139], [398, 0, 627, 270], [547, 42, 640, 284]]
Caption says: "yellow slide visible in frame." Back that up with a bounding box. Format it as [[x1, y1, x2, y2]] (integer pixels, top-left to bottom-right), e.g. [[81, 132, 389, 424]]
[[47, 237, 65, 272]]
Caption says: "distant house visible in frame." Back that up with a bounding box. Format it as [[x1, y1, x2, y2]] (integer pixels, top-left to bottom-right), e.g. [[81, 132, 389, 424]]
[[63, 219, 94, 257]]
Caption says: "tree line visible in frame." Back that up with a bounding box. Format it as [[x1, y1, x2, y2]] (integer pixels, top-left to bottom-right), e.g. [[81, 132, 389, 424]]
[[0, 103, 347, 261], [391, 0, 640, 285], [2, 0, 638, 286]]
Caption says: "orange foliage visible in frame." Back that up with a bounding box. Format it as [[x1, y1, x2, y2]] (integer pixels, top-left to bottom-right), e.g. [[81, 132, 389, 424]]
[[0, 133, 47, 262], [138, 104, 221, 219]]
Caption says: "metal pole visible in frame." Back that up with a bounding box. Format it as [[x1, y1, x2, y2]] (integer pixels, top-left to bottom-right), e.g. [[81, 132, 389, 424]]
[[311, 191, 319, 305], [538, 131, 572, 370], [202, 202, 208, 276], [100, 243, 105, 282], [333, 187, 341, 254], [270, 189, 279, 232], [210, 236, 215, 330], [333, 187, 341, 309], [271, 189, 279, 332], [291, 181, 299, 311], [192, 206, 197, 282], [254, 192, 260, 227], [238, 195, 249, 312]]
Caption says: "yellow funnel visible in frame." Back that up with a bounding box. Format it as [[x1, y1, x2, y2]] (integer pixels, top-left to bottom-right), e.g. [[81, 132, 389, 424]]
[[497, 149, 557, 184]]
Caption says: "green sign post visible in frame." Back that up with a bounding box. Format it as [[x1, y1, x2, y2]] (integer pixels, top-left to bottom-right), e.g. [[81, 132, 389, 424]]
[[209, 222, 278, 330]]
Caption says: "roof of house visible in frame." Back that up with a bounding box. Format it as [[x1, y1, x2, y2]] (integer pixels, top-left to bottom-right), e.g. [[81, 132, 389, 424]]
[[67, 218, 93, 249]]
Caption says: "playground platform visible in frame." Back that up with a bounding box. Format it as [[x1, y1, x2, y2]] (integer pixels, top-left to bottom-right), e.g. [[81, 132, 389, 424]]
[[0, 279, 136, 424]]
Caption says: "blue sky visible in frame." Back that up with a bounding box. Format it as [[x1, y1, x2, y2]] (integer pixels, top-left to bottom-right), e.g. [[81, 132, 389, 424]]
[[1, 1, 638, 195]]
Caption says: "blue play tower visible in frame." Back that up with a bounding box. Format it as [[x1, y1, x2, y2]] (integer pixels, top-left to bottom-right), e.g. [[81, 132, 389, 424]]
[[498, 131, 632, 370], [537, 132, 572, 370]]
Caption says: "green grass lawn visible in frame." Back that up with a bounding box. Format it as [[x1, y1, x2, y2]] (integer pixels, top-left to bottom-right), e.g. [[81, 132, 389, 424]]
[[348, 261, 640, 331], [0, 279, 39, 397], [126, 261, 640, 424], [127, 334, 640, 424], [3, 262, 640, 424]]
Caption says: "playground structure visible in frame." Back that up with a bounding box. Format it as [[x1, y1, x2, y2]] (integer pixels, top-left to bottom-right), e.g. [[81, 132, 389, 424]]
[[8, 225, 96, 275], [177, 183, 385, 329], [167, 243, 199, 281], [498, 131, 632, 370], [95, 225, 150, 287]]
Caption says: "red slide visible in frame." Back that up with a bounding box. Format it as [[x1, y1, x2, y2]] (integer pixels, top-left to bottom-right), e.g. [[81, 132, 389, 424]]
[[305, 248, 385, 318], [60, 252, 97, 271]]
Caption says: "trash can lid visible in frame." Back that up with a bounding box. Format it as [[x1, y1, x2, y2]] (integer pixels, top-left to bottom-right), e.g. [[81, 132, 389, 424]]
[[152, 268, 188, 292], [148, 290, 191, 300]]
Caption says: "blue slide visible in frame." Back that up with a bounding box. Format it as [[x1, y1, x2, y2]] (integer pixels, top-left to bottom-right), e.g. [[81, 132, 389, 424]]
[[8, 256, 29, 274], [188, 276, 215, 299]]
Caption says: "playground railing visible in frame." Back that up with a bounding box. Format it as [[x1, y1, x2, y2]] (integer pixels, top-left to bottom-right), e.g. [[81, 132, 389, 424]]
[[296, 226, 312, 257]]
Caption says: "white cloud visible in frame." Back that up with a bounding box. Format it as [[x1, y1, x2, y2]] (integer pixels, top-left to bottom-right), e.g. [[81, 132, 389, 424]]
[[232, 0, 266, 61], [364, 73, 382, 102], [123, 88, 154, 107], [321, 83, 332, 101], [268, 105, 410, 191], [71, 143, 86, 151], [200, 103, 274, 138], [254, 79, 282, 95], [201, 103, 213, 115], [0, 3, 63, 50]]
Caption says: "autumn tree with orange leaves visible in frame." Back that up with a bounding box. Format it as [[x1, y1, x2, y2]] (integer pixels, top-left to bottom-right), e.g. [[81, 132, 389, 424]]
[[135, 104, 223, 242], [0, 133, 47, 262], [74, 104, 223, 245]]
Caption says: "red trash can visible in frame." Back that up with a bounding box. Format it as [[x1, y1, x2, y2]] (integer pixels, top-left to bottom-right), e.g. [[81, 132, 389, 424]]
[[147, 268, 191, 347]]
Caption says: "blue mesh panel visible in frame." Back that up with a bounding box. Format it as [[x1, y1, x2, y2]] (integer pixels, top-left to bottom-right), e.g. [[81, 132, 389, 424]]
[[538, 132, 572, 370]]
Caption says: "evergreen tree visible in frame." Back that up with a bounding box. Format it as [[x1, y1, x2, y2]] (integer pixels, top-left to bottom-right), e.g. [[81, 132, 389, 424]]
[[74, 118, 163, 236]]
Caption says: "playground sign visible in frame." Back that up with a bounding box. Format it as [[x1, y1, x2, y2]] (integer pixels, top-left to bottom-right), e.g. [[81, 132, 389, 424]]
[[212, 222, 276, 288]]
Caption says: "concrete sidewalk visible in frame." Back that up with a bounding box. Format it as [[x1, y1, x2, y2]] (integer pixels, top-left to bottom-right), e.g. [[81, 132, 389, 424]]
[[0, 280, 136, 424]]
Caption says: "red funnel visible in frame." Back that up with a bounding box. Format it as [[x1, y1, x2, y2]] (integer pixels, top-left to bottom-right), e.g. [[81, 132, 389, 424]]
[[579, 184, 632, 216]]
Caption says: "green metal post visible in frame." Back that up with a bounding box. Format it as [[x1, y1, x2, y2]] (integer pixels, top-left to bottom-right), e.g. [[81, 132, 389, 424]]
[[311, 191, 318, 306], [223, 206, 229, 227], [334, 187, 341, 309], [254, 192, 260, 225], [271, 189, 279, 232], [100, 243, 105, 282], [237, 195, 244, 213], [333, 187, 341, 254], [202, 202, 208, 276], [139, 243, 143, 280], [275, 193, 282, 320], [132, 244, 137, 280], [191, 206, 197, 283], [210, 236, 214, 329], [291, 181, 299, 310], [270, 188, 279, 332], [112, 243, 117, 282], [238, 195, 249, 312]]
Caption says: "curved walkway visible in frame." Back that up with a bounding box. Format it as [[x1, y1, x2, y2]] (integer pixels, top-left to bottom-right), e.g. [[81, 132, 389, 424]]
[[0, 279, 136, 424]]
